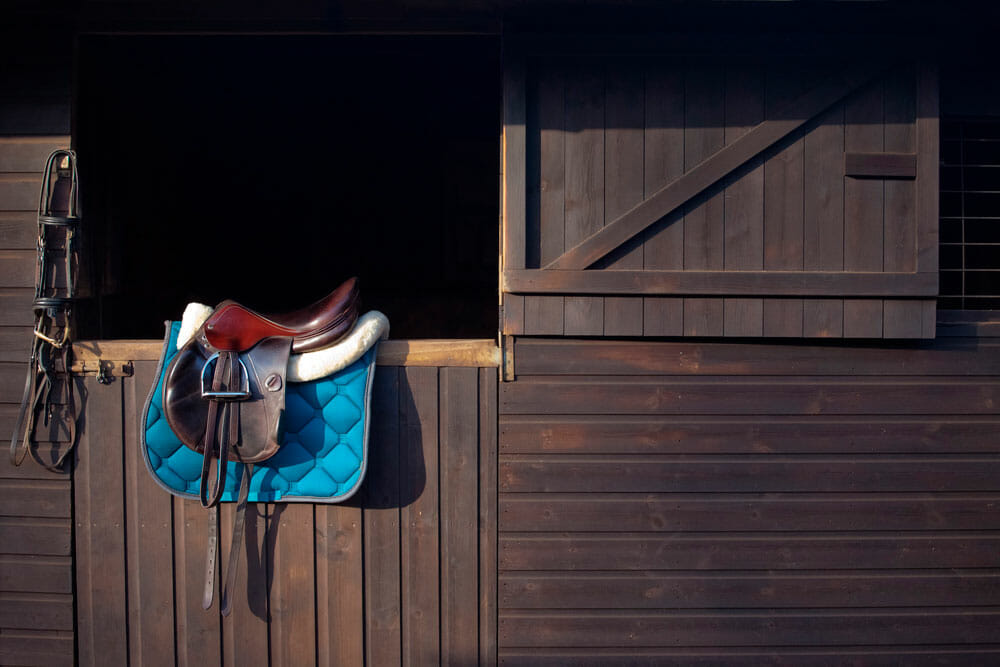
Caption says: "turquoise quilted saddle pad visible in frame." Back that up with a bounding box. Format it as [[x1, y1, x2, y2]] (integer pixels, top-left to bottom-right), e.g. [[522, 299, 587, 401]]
[[141, 321, 377, 503]]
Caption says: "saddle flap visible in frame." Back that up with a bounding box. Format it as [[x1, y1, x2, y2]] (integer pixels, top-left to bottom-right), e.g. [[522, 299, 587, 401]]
[[163, 333, 291, 463]]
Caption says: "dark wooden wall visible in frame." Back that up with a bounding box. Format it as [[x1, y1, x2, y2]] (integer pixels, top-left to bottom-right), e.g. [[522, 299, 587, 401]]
[[502, 49, 938, 339], [73, 360, 497, 667], [498, 335, 1000, 663], [0, 136, 77, 666]]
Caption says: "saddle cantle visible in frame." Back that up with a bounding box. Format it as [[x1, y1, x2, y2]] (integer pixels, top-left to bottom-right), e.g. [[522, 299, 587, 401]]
[[146, 277, 384, 616]]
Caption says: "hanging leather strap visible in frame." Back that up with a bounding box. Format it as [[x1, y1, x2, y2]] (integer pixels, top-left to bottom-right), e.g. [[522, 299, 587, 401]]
[[199, 351, 241, 509], [202, 461, 253, 615]]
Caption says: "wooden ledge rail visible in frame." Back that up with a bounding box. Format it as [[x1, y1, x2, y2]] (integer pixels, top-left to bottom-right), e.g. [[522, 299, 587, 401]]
[[70, 339, 500, 373]]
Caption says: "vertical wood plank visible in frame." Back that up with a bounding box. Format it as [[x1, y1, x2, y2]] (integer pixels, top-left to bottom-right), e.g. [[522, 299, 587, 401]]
[[316, 503, 364, 667], [884, 300, 925, 338], [523, 295, 563, 335], [174, 499, 220, 667], [642, 58, 685, 336], [844, 78, 885, 338], [124, 363, 177, 667], [222, 503, 269, 667], [502, 294, 524, 335], [723, 64, 765, 337], [503, 50, 526, 273], [683, 64, 725, 335], [763, 299, 804, 337], [915, 64, 940, 276], [529, 59, 566, 333], [478, 368, 498, 667], [364, 367, 402, 667], [75, 377, 129, 667], [268, 504, 317, 667], [604, 56, 645, 335], [803, 99, 845, 337], [563, 60, 606, 334], [401, 367, 440, 667], [440, 368, 480, 666], [803, 300, 844, 338], [884, 65, 917, 274], [564, 296, 604, 336], [763, 63, 807, 337]]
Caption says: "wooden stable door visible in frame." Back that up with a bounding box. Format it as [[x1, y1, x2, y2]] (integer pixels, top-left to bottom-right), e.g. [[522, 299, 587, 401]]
[[72, 346, 498, 667], [502, 45, 939, 338]]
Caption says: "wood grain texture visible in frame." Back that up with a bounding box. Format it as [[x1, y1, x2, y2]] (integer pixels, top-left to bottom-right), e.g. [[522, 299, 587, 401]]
[[316, 503, 363, 667], [74, 378, 129, 667], [269, 504, 317, 667], [174, 498, 220, 667], [642, 58, 685, 336], [123, 363, 178, 667], [501, 570, 1000, 609], [499, 335, 1000, 656], [440, 368, 480, 666], [401, 367, 440, 667], [844, 151, 916, 178], [479, 368, 499, 667], [0, 136, 70, 172], [501, 532, 1000, 571], [364, 367, 403, 667], [500, 609, 1000, 648]]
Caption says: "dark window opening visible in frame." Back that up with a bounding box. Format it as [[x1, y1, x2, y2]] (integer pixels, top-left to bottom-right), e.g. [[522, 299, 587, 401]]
[[939, 117, 1000, 310], [76, 35, 500, 339]]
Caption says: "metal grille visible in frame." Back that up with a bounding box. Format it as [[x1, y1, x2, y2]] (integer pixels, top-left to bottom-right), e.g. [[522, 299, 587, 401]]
[[940, 118, 1000, 310]]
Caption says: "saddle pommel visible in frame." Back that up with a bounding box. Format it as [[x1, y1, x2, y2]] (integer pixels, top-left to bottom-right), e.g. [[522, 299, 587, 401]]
[[204, 277, 360, 353]]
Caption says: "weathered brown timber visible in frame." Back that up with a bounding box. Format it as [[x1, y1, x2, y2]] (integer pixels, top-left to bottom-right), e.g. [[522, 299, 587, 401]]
[[499, 336, 1000, 658], [504, 53, 935, 338], [71, 357, 498, 667]]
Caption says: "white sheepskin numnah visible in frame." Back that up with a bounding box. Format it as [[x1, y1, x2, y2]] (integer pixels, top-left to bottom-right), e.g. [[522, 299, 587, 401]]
[[177, 302, 213, 349], [176, 306, 389, 382], [286, 310, 389, 382]]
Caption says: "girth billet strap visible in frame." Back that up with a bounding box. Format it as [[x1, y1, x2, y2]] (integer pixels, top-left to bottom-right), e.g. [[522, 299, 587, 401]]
[[10, 149, 81, 472]]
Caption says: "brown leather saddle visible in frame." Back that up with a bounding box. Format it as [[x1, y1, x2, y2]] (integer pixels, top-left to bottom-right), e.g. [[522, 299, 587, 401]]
[[162, 276, 359, 614]]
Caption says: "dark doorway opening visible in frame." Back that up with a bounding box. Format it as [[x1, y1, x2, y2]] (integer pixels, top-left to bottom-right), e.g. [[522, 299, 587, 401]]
[[76, 35, 500, 339]]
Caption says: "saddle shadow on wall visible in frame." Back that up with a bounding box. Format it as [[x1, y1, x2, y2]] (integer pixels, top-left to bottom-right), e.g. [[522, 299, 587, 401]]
[[246, 366, 425, 621]]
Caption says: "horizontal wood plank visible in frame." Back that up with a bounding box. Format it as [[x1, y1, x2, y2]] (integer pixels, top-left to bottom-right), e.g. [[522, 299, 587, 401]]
[[0, 326, 32, 362], [0, 137, 70, 173], [844, 151, 917, 178], [0, 211, 37, 249], [500, 416, 1000, 454], [500, 570, 1000, 609], [0, 250, 35, 288], [501, 494, 1000, 532], [0, 593, 73, 631], [0, 555, 72, 593], [499, 608, 1000, 647], [500, 456, 1000, 493], [498, 646, 1000, 666], [499, 532, 1000, 571], [0, 480, 71, 517], [513, 338, 1000, 376], [0, 288, 34, 326], [0, 175, 43, 212], [0, 631, 74, 667], [69, 338, 501, 368], [504, 269, 937, 297], [500, 378, 1000, 416], [0, 517, 71, 556]]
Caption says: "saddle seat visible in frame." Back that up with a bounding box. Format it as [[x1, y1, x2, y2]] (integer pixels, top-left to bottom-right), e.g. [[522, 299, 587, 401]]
[[204, 276, 359, 353]]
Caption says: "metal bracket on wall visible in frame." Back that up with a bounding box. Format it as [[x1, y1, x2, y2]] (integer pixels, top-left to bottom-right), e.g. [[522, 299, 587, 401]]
[[501, 335, 515, 382], [72, 358, 134, 383]]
